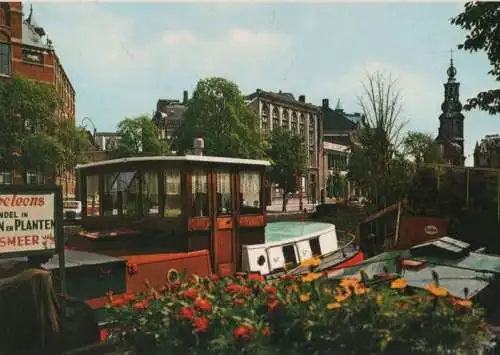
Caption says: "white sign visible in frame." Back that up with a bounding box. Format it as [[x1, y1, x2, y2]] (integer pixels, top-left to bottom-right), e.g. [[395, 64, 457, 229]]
[[424, 225, 438, 236], [0, 193, 56, 254]]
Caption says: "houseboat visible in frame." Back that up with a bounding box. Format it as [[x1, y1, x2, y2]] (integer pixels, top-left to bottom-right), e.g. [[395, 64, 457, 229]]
[[41, 145, 363, 317]]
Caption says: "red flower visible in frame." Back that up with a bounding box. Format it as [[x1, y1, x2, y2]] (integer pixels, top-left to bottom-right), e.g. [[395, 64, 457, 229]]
[[235, 272, 246, 278], [226, 283, 244, 294], [158, 285, 167, 294], [248, 273, 265, 282], [233, 324, 255, 341], [280, 274, 295, 281], [127, 263, 139, 276], [263, 284, 277, 295], [194, 298, 213, 312], [111, 297, 126, 307], [267, 299, 280, 312], [123, 293, 136, 302], [234, 298, 246, 306], [182, 287, 200, 300], [192, 317, 209, 333], [261, 327, 271, 337], [210, 274, 221, 282], [133, 300, 148, 311], [178, 307, 195, 320]]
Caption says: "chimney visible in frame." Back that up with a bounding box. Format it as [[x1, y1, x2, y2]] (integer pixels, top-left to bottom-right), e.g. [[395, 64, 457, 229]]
[[183, 90, 188, 105], [322, 99, 329, 108], [298, 95, 306, 103], [193, 137, 204, 156]]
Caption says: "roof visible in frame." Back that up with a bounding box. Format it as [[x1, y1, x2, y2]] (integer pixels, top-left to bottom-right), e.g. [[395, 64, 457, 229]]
[[331, 240, 500, 299], [323, 106, 360, 131], [323, 141, 349, 153], [246, 89, 320, 111], [76, 155, 271, 170], [22, 7, 50, 50], [153, 100, 187, 128]]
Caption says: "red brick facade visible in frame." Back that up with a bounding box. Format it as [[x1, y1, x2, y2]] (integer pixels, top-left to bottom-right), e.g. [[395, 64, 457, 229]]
[[0, 2, 77, 198]]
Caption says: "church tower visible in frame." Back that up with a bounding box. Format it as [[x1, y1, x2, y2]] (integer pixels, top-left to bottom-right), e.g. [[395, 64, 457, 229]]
[[436, 55, 465, 166]]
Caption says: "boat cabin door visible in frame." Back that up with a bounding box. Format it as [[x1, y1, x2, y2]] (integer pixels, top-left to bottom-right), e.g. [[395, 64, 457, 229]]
[[211, 170, 237, 276]]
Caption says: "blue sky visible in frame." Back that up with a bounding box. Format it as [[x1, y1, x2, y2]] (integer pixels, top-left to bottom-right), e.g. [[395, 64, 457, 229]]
[[30, 2, 497, 165]]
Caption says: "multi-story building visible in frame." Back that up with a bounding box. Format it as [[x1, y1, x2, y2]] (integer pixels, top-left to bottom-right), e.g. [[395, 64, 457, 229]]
[[152, 90, 189, 141], [435, 57, 465, 166], [0, 3, 76, 196], [245, 89, 324, 203], [94, 132, 121, 152], [474, 135, 500, 169]]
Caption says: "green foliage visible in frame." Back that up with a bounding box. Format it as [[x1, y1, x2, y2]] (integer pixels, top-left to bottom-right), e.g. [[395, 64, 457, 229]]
[[174, 77, 267, 159], [105, 272, 490, 355], [0, 75, 91, 180], [266, 128, 307, 211], [451, 2, 500, 114], [403, 131, 441, 165], [114, 115, 170, 157]]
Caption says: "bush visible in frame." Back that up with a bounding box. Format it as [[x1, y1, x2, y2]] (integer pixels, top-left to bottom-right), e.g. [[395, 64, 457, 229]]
[[105, 267, 490, 355]]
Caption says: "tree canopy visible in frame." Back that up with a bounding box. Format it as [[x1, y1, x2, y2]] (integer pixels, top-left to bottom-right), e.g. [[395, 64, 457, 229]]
[[348, 71, 411, 209], [266, 128, 307, 212], [113, 115, 170, 157], [402, 131, 441, 166], [451, 2, 500, 114], [0, 75, 91, 183], [174, 77, 267, 159]]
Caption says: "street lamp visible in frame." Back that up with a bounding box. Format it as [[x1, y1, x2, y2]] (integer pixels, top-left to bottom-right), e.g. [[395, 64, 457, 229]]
[[80, 116, 97, 140]]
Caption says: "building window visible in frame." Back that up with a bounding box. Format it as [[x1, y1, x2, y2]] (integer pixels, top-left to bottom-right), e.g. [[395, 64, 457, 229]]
[[261, 103, 270, 135], [142, 171, 160, 216], [164, 169, 181, 217], [291, 112, 298, 133], [299, 114, 306, 138], [216, 171, 232, 216], [0, 171, 12, 184], [282, 110, 289, 129], [0, 42, 11, 76], [26, 170, 45, 185], [240, 171, 261, 213], [86, 175, 100, 216], [192, 169, 208, 217], [272, 107, 280, 130]]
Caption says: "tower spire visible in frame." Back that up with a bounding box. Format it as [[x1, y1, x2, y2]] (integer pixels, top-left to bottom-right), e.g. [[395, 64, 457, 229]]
[[335, 99, 342, 111], [447, 48, 457, 82]]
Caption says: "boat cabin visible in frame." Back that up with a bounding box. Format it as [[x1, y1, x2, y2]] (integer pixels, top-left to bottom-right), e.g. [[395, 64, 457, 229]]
[[73, 154, 270, 275]]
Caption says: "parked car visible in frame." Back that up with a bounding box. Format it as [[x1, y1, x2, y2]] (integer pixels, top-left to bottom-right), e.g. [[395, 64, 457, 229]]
[[348, 196, 365, 208], [63, 200, 82, 223]]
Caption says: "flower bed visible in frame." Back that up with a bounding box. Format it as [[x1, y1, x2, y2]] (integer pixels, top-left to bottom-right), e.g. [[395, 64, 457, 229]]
[[105, 268, 490, 355]]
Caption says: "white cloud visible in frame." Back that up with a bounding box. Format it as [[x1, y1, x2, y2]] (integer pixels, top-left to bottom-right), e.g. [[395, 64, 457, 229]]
[[39, 4, 292, 85]]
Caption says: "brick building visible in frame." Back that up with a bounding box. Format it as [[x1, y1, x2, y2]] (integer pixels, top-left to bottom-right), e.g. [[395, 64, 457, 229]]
[[245, 90, 324, 203], [474, 135, 500, 169], [152, 90, 189, 142], [0, 3, 76, 196]]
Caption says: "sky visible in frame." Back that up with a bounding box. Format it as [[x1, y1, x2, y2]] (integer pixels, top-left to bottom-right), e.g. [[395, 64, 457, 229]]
[[29, 2, 498, 166]]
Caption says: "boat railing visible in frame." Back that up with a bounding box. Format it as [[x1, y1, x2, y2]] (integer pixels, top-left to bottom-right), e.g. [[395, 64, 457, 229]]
[[263, 229, 358, 275]]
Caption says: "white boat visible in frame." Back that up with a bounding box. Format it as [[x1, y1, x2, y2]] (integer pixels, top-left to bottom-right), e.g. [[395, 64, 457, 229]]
[[242, 221, 339, 275]]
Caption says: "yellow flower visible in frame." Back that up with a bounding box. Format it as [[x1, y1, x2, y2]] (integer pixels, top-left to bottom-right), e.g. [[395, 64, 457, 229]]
[[339, 278, 359, 289], [299, 293, 311, 302], [327, 302, 341, 310], [390, 278, 408, 290], [425, 282, 448, 297], [354, 285, 370, 295], [301, 272, 323, 283], [300, 257, 321, 268], [335, 290, 351, 303], [453, 298, 472, 308], [376, 294, 383, 305]]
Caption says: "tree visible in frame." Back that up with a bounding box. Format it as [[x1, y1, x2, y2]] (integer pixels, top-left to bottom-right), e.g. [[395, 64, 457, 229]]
[[114, 115, 170, 157], [174, 77, 267, 159], [348, 71, 409, 209], [55, 119, 94, 194], [402, 131, 441, 165], [451, 2, 500, 114], [267, 128, 307, 212]]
